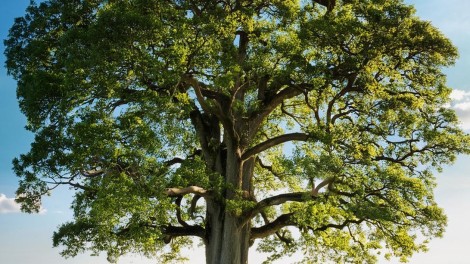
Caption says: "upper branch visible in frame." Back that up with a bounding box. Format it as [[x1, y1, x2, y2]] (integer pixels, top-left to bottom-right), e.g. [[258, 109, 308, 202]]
[[241, 132, 309, 160], [252, 84, 308, 125], [313, 0, 336, 12], [181, 74, 228, 117]]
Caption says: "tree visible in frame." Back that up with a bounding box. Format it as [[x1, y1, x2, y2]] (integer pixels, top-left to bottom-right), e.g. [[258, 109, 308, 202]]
[[4, 0, 469, 263]]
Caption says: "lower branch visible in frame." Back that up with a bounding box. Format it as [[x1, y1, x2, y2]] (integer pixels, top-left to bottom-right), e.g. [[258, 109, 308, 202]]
[[251, 213, 295, 239], [240, 192, 312, 226], [260, 211, 294, 245], [251, 215, 365, 241], [241, 178, 334, 226], [162, 225, 205, 244]]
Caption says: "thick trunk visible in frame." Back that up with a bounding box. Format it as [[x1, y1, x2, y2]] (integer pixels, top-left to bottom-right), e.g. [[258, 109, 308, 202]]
[[192, 103, 257, 263], [205, 137, 252, 264], [205, 206, 250, 264]]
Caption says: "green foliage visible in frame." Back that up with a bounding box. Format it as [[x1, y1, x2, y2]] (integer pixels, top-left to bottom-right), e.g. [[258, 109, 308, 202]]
[[5, 0, 470, 263]]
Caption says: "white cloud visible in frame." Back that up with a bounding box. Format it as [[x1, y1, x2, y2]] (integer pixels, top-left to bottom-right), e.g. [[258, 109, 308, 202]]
[[0, 193, 47, 214], [0, 193, 21, 214], [450, 89, 470, 101], [449, 89, 470, 130]]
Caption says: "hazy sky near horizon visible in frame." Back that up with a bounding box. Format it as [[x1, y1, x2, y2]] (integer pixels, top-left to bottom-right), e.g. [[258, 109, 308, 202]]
[[1, 1, 470, 263]]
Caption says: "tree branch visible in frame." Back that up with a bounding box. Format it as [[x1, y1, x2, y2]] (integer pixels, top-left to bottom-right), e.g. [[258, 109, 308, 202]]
[[309, 218, 365, 232], [251, 213, 295, 239], [313, 0, 336, 12], [251, 214, 365, 241], [175, 196, 189, 227], [260, 211, 294, 245], [251, 84, 308, 128], [241, 178, 334, 226], [80, 169, 104, 177], [164, 149, 202, 167], [189, 194, 202, 218], [162, 225, 205, 244], [165, 186, 211, 198], [312, 177, 334, 196], [256, 157, 285, 180], [242, 133, 309, 160], [241, 192, 312, 226]]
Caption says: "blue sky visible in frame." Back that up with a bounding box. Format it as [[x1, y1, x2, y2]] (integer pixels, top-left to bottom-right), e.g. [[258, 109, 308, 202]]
[[1, 1, 470, 263]]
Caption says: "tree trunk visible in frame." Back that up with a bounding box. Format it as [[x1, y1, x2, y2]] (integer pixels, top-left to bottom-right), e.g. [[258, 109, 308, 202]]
[[205, 137, 252, 264], [205, 204, 250, 264]]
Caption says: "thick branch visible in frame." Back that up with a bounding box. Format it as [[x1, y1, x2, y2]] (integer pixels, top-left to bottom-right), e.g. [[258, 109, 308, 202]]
[[241, 178, 333, 226], [184, 75, 213, 114], [242, 133, 309, 160], [260, 211, 293, 245], [241, 192, 311, 226], [311, 177, 334, 196], [162, 225, 205, 243], [313, 0, 336, 12], [164, 149, 202, 167], [251, 84, 307, 127], [165, 186, 211, 198], [251, 213, 295, 239], [251, 214, 365, 241], [80, 169, 104, 177]]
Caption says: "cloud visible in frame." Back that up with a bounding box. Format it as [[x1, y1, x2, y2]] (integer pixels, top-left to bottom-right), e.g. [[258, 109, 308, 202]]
[[0, 193, 47, 214], [450, 90, 470, 101], [0, 193, 21, 214], [449, 89, 470, 130]]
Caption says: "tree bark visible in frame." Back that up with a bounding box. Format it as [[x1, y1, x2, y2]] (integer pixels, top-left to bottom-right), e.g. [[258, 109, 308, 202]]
[[204, 141, 251, 264], [205, 205, 251, 264]]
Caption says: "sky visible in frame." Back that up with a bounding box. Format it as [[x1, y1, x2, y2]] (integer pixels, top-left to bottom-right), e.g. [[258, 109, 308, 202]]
[[1, 1, 470, 263]]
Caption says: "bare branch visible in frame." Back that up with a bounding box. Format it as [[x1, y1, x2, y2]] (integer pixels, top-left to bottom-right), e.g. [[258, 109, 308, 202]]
[[80, 169, 104, 177], [311, 177, 334, 196], [165, 186, 211, 198], [242, 133, 309, 160]]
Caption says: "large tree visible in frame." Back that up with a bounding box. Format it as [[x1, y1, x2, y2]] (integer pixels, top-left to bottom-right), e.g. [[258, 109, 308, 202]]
[[5, 0, 469, 263]]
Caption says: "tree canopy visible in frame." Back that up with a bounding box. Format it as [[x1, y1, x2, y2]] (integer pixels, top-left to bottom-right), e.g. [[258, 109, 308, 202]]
[[4, 0, 470, 263]]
